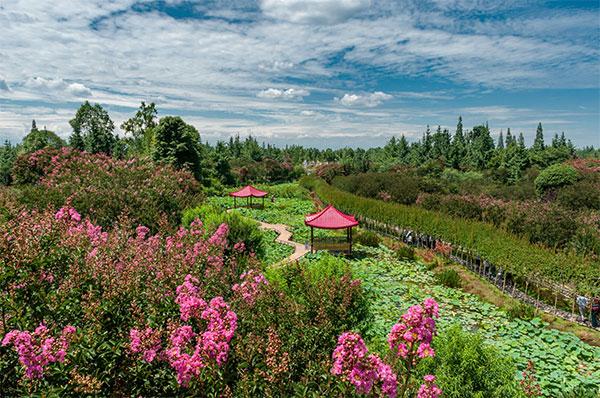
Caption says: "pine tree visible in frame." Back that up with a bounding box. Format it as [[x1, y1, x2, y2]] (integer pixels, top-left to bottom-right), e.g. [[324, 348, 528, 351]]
[[533, 122, 545, 150], [497, 130, 505, 149], [505, 128, 514, 147], [451, 116, 466, 168], [518, 132, 526, 148]]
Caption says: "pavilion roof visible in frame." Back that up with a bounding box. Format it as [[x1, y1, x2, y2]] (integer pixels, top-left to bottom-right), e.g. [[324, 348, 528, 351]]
[[304, 204, 359, 230], [229, 185, 268, 198]]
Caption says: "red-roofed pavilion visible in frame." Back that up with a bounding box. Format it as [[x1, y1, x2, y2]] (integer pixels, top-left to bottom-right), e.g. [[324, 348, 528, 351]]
[[304, 204, 359, 254], [229, 185, 268, 208]]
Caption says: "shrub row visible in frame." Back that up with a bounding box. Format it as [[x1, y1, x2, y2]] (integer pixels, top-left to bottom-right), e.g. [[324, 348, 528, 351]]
[[301, 177, 600, 295]]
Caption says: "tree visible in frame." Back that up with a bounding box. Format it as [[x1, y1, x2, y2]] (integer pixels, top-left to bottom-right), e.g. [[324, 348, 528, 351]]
[[450, 116, 466, 168], [120, 102, 158, 156], [497, 130, 504, 149], [152, 116, 202, 179], [0, 140, 18, 185], [20, 128, 65, 154], [31, 119, 37, 131], [465, 124, 495, 170], [505, 128, 514, 147], [69, 130, 84, 151], [533, 122, 545, 151], [69, 101, 115, 154]]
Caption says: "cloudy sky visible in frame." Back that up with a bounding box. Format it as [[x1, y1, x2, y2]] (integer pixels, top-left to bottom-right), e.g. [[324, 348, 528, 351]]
[[0, 0, 598, 148]]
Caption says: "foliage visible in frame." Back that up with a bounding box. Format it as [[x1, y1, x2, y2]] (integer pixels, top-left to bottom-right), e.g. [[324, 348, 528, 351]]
[[435, 269, 461, 288], [349, 245, 600, 396], [152, 116, 202, 180], [506, 302, 536, 321], [69, 101, 116, 154], [304, 177, 600, 295], [182, 204, 265, 258], [355, 229, 382, 247], [396, 245, 416, 261], [0, 205, 368, 396], [10, 147, 201, 231], [20, 127, 65, 154], [418, 325, 525, 398], [534, 164, 579, 197]]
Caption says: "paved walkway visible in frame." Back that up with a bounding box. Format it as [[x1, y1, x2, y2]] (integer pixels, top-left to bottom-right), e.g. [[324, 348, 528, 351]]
[[258, 221, 309, 265]]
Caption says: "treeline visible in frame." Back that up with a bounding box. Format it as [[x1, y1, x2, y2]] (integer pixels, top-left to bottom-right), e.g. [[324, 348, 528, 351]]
[[1, 101, 599, 190]]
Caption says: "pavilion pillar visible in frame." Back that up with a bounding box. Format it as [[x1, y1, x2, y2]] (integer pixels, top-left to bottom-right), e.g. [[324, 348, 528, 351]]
[[310, 226, 314, 254], [349, 227, 353, 254], [234, 196, 237, 208], [262, 196, 265, 208]]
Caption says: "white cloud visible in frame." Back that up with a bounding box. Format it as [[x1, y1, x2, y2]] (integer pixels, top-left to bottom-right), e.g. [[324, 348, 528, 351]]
[[24, 77, 92, 97], [260, 0, 370, 24], [336, 92, 393, 107], [257, 88, 310, 100]]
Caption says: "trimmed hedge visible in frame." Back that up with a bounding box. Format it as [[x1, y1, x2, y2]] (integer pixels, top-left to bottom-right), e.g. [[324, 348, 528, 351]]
[[301, 177, 599, 295]]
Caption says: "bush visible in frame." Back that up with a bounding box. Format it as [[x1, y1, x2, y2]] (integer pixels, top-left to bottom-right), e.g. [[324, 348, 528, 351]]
[[418, 325, 525, 398], [556, 180, 600, 211], [534, 163, 579, 197], [183, 205, 265, 258], [506, 302, 536, 320], [396, 245, 416, 261], [11, 148, 202, 232], [354, 229, 381, 247], [436, 269, 461, 288]]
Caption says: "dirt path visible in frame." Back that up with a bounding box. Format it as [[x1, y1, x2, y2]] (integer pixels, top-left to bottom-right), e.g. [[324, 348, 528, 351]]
[[258, 221, 309, 265]]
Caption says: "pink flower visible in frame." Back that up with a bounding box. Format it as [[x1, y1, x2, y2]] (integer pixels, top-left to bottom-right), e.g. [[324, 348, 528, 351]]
[[232, 270, 268, 305], [2, 323, 76, 379], [417, 375, 442, 398]]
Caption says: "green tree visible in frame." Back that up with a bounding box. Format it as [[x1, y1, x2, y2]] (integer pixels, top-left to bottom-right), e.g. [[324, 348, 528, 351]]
[[465, 124, 495, 170], [20, 127, 65, 154], [69, 101, 115, 154], [497, 130, 504, 149], [120, 101, 158, 156], [152, 116, 201, 179], [0, 140, 18, 185], [533, 122, 545, 151], [450, 116, 466, 168]]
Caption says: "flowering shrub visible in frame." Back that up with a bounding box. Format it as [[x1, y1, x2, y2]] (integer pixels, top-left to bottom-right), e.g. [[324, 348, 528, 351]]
[[332, 298, 441, 398], [2, 324, 76, 379], [11, 147, 202, 231], [232, 269, 269, 305]]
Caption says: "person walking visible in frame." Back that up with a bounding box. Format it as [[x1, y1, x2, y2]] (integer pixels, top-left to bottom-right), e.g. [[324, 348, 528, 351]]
[[576, 295, 589, 323], [591, 297, 600, 328]]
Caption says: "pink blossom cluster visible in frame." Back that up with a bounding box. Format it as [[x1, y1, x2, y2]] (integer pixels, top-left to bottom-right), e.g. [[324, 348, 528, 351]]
[[130, 275, 237, 387], [208, 223, 229, 247], [232, 269, 268, 305], [417, 375, 442, 398], [165, 296, 237, 386], [331, 332, 398, 398], [388, 298, 439, 363], [54, 206, 81, 223], [2, 324, 76, 379], [129, 327, 162, 363], [175, 274, 207, 321]]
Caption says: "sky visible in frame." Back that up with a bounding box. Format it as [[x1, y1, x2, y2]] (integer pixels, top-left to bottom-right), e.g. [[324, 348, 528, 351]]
[[0, 0, 599, 149]]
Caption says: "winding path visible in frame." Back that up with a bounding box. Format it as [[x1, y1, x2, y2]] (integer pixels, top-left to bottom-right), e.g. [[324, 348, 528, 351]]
[[258, 221, 308, 265]]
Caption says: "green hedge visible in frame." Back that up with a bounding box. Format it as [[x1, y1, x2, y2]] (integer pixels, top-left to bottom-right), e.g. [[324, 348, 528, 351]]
[[301, 177, 599, 295]]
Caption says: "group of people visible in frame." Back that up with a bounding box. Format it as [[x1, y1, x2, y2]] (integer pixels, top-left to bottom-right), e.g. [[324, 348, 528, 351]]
[[576, 295, 600, 328]]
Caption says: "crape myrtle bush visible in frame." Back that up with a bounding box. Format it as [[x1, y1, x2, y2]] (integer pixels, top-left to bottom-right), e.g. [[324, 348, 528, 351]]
[[301, 176, 599, 295], [9, 147, 202, 231], [0, 207, 368, 396], [182, 204, 265, 258]]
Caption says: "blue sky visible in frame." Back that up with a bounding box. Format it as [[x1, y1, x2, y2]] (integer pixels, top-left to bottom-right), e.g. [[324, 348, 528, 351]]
[[0, 0, 598, 148]]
